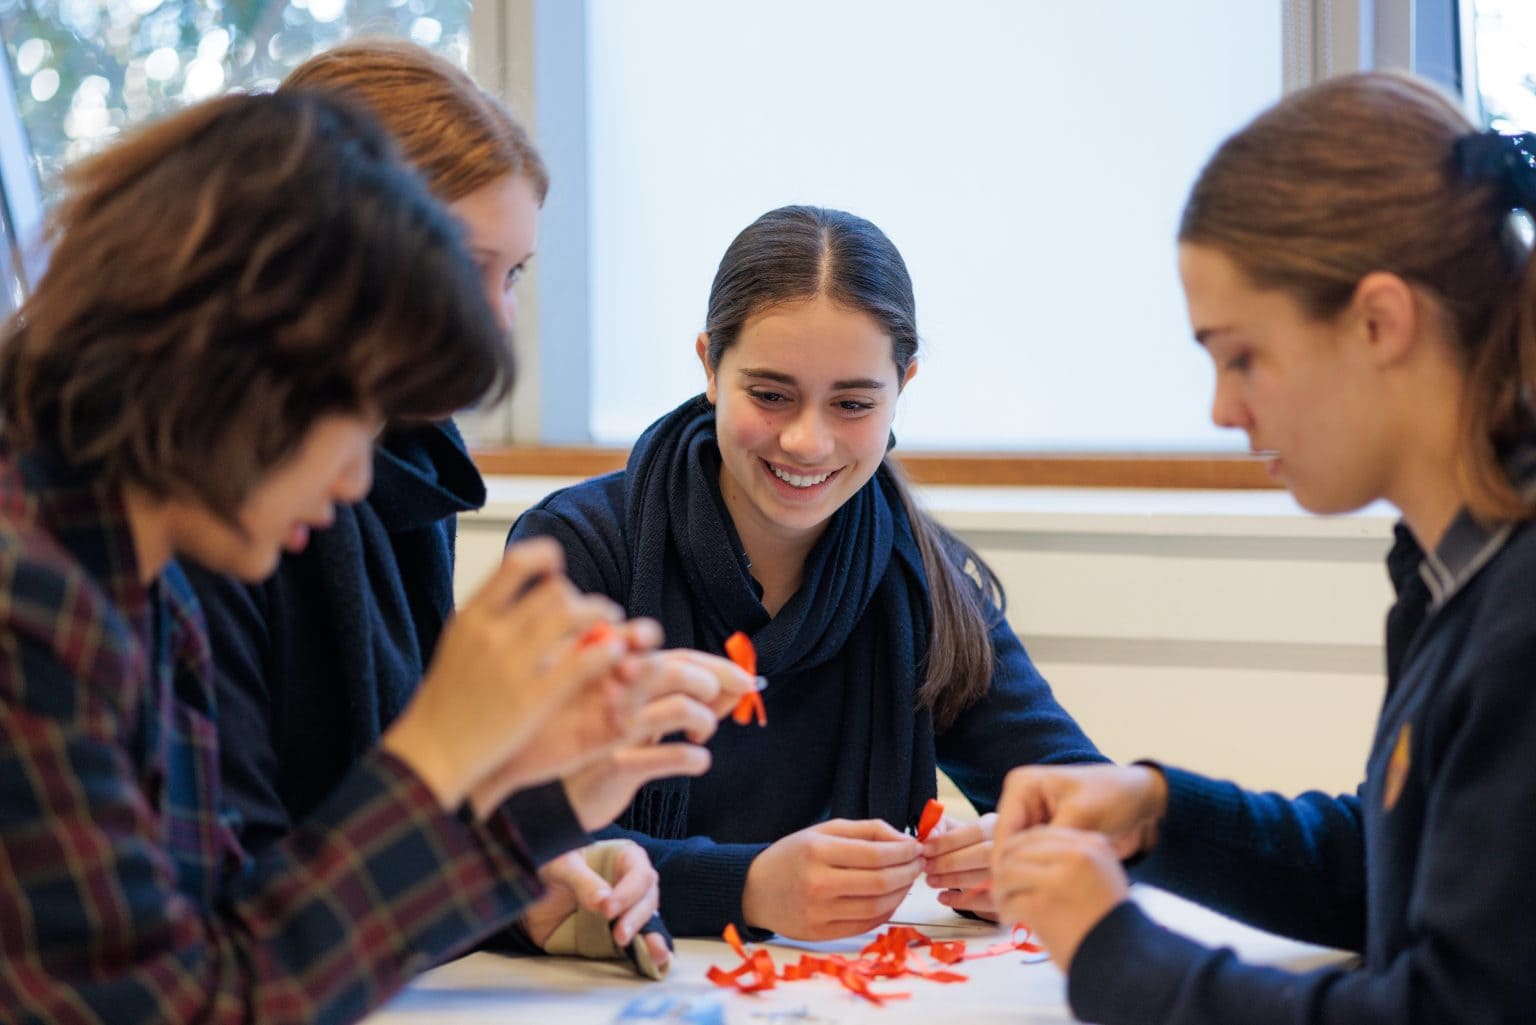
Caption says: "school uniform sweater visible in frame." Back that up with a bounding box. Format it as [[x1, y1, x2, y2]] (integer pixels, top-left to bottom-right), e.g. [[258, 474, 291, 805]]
[[1070, 512, 1536, 1024], [186, 421, 584, 884]]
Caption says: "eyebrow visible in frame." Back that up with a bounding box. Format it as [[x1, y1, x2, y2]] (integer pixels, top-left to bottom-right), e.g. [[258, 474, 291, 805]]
[[470, 246, 536, 262], [740, 367, 888, 390], [1192, 326, 1235, 347]]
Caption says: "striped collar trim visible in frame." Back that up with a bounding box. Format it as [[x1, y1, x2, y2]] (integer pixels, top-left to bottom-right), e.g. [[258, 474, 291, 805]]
[[1418, 440, 1536, 609], [1419, 513, 1511, 610]]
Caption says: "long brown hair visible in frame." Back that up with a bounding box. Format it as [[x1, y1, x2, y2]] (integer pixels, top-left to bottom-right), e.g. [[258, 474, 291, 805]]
[[0, 91, 513, 522], [703, 205, 1003, 730], [1181, 71, 1536, 522], [281, 38, 547, 203]]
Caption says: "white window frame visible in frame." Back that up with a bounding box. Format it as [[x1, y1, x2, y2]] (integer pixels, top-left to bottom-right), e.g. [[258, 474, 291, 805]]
[[0, 34, 44, 317]]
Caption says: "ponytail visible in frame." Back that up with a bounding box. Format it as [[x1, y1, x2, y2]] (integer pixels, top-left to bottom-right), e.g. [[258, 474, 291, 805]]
[[1452, 130, 1536, 520], [884, 457, 1004, 731]]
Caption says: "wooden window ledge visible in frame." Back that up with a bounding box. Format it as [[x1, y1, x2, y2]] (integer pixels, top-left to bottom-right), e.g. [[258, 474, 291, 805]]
[[471, 447, 1279, 490]]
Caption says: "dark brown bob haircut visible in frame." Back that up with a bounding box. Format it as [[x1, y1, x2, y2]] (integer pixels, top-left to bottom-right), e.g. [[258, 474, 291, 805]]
[[0, 89, 513, 522]]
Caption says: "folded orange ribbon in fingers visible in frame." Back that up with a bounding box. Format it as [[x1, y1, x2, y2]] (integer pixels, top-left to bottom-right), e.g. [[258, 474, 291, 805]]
[[723, 630, 768, 727], [915, 798, 944, 842], [577, 622, 618, 648]]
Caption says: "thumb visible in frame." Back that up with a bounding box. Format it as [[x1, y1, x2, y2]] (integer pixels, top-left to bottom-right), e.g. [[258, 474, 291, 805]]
[[816, 818, 911, 843], [473, 537, 565, 611], [994, 771, 1055, 843], [1049, 797, 1147, 859]]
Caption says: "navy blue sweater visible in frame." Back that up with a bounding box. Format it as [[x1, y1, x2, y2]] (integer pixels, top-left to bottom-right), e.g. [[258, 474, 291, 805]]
[[509, 468, 1103, 937], [1072, 512, 1536, 1023], [187, 422, 585, 875]]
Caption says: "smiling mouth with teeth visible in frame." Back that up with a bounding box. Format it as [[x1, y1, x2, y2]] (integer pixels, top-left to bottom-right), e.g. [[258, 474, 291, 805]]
[[769, 462, 835, 488]]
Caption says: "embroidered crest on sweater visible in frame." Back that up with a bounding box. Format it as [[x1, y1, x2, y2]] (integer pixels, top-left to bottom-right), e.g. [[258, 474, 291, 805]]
[[1383, 722, 1412, 811]]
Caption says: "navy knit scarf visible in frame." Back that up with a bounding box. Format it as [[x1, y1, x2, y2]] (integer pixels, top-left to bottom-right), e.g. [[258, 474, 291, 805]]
[[616, 395, 937, 839], [313, 420, 485, 756]]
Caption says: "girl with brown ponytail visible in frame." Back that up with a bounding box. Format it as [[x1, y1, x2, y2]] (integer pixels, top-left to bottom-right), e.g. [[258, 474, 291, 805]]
[[990, 71, 1536, 1024], [509, 204, 1103, 942]]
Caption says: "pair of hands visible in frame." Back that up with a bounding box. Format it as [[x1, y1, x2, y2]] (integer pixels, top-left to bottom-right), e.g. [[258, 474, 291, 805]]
[[522, 842, 670, 973], [380, 537, 752, 979], [741, 762, 1168, 955], [989, 764, 1169, 970], [739, 812, 999, 941], [383, 537, 755, 822]]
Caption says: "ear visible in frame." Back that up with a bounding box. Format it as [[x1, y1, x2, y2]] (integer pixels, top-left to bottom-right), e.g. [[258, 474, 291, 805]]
[[1351, 272, 1418, 368], [899, 358, 919, 392], [696, 333, 718, 404]]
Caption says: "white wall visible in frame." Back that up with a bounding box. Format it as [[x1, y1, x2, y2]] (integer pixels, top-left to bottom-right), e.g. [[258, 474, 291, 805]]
[[457, 479, 1392, 799]]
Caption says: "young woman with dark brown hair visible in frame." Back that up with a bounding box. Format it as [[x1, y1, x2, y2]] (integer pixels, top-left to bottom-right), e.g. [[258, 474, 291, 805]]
[[509, 204, 1103, 942]]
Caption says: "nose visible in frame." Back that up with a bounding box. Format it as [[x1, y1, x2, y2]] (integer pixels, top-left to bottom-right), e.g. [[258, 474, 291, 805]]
[[1209, 375, 1251, 432], [779, 407, 835, 463], [496, 291, 517, 334], [484, 282, 516, 335]]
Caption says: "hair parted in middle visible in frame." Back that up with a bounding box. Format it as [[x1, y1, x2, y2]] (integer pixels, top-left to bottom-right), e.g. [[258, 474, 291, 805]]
[[702, 204, 1003, 730], [0, 89, 514, 523], [281, 37, 548, 204]]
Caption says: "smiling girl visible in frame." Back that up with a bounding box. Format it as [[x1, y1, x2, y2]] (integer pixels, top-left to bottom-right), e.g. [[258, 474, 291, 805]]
[[509, 205, 1103, 941]]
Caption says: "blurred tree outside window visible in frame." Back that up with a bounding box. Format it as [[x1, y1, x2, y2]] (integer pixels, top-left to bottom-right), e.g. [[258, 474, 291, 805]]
[[0, 0, 471, 202], [1471, 0, 1536, 132]]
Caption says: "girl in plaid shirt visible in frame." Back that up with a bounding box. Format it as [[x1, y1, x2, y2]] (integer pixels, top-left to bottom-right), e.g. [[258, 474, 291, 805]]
[[0, 90, 745, 1024]]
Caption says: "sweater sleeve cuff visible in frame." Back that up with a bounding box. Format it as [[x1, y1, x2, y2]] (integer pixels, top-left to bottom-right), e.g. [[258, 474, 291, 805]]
[[1131, 763, 1236, 889], [661, 841, 771, 939], [497, 782, 589, 866], [1067, 899, 1206, 1024]]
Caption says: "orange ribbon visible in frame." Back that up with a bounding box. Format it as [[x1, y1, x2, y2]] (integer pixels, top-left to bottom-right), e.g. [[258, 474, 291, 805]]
[[915, 798, 944, 841], [724, 630, 768, 726], [707, 920, 1043, 1006], [577, 622, 617, 648]]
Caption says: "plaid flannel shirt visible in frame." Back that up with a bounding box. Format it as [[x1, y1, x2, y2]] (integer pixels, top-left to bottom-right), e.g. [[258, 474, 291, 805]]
[[0, 447, 542, 1024]]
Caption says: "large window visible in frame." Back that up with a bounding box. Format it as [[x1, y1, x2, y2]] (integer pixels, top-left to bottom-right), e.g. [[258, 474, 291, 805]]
[[5, 2, 1530, 462], [518, 0, 1511, 456], [539, 1, 1287, 452]]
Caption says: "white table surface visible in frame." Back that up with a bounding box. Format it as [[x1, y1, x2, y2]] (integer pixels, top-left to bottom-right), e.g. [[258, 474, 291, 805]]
[[363, 884, 1348, 1025]]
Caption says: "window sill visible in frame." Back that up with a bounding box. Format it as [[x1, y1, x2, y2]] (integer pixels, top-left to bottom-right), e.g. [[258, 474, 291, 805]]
[[469, 470, 1397, 543], [470, 448, 1282, 489]]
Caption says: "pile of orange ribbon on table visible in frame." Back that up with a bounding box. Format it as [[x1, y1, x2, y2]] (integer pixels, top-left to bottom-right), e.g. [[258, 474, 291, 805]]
[[707, 920, 1045, 1006]]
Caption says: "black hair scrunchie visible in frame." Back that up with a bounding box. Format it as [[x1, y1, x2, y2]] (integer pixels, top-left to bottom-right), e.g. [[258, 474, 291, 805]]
[[1454, 129, 1536, 213]]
